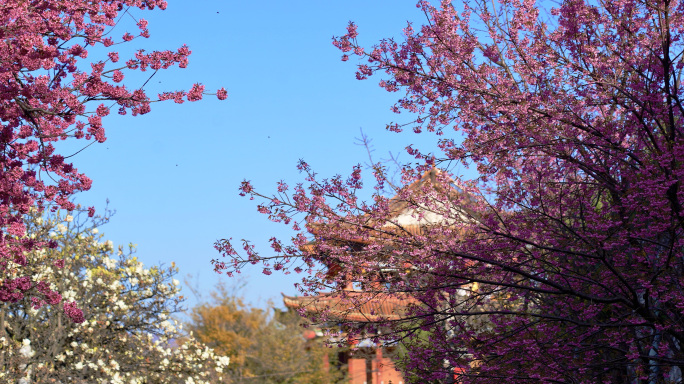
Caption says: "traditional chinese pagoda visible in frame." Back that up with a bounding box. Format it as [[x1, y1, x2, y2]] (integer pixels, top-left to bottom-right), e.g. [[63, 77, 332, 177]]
[[283, 168, 467, 384]]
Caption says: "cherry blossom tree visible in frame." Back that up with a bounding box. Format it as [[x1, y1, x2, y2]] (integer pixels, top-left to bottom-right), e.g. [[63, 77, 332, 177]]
[[0, 0, 225, 322], [216, 0, 684, 382], [0, 210, 230, 383]]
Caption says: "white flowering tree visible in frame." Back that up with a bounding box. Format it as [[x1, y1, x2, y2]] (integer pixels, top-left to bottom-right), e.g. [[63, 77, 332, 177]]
[[0, 210, 230, 383]]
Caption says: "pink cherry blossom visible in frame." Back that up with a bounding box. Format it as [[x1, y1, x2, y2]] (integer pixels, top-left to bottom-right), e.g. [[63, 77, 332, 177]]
[[220, 0, 684, 382], [0, 0, 225, 322]]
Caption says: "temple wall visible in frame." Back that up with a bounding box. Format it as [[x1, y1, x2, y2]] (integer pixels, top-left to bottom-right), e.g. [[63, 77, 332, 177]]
[[347, 349, 404, 384], [348, 358, 368, 384]]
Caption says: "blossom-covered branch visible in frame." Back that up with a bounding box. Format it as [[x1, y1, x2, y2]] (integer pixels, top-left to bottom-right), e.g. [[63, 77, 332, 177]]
[[0, 0, 226, 321], [219, 0, 684, 382]]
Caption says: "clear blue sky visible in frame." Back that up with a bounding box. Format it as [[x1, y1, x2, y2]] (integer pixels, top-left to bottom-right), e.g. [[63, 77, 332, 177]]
[[64, 0, 472, 313]]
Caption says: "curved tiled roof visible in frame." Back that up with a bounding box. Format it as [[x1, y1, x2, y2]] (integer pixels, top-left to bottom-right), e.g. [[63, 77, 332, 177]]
[[282, 291, 418, 323]]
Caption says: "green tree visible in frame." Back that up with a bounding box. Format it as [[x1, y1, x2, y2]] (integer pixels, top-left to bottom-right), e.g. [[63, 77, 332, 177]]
[[186, 282, 345, 384]]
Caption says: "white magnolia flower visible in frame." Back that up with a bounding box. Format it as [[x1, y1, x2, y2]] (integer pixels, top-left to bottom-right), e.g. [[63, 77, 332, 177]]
[[13, 213, 232, 382], [217, 356, 230, 366], [104, 257, 116, 269], [116, 300, 128, 311], [110, 373, 123, 384], [63, 290, 77, 301]]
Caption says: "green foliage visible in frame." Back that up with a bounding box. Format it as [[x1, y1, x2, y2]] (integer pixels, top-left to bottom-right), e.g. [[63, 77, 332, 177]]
[[186, 282, 345, 384]]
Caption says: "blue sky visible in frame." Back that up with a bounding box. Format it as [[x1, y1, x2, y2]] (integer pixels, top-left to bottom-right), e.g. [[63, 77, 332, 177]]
[[63, 0, 473, 313]]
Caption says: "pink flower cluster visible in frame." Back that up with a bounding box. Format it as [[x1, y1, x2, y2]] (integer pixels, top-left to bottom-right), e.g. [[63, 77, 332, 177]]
[[0, 0, 226, 322], [221, 0, 684, 382], [63, 301, 85, 323]]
